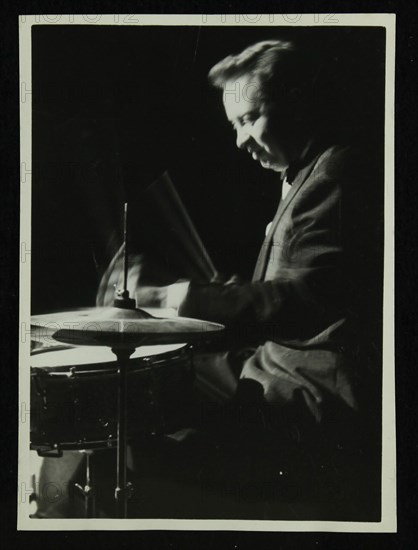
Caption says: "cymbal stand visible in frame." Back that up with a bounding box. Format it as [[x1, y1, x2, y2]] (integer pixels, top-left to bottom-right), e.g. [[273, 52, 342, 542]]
[[111, 201, 137, 518], [112, 346, 135, 518]]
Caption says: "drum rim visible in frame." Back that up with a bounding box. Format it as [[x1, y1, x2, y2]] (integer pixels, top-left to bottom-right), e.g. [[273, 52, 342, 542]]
[[30, 343, 190, 374]]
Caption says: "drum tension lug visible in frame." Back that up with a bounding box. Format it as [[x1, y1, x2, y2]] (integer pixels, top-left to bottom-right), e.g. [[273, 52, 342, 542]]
[[75, 482, 95, 498], [115, 481, 134, 500]]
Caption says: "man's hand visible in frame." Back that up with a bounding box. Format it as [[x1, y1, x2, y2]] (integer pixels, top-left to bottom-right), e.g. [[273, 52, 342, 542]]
[[135, 285, 169, 309], [96, 248, 180, 307]]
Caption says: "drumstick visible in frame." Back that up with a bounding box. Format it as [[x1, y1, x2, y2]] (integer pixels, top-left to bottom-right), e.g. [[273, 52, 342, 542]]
[[142, 172, 218, 281]]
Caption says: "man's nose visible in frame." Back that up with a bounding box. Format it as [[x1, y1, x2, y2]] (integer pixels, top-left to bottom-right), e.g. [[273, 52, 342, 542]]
[[235, 126, 250, 149]]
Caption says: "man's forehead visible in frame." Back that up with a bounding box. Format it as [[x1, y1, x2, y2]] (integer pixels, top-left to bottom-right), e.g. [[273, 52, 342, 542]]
[[222, 74, 263, 120]]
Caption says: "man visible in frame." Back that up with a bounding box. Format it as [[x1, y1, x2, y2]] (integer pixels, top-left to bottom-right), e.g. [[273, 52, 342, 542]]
[[135, 40, 381, 438], [127, 40, 383, 518]]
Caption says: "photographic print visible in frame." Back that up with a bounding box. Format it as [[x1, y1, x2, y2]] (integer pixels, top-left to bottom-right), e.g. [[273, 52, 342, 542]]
[[18, 13, 396, 532]]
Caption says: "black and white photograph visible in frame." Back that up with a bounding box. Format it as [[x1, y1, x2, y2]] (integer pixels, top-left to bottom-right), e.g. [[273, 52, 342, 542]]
[[18, 14, 396, 530]]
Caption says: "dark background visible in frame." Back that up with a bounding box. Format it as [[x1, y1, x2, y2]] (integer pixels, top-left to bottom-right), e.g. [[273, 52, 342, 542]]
[[0, 0, 417, 548], [31, 25, 385, 313]]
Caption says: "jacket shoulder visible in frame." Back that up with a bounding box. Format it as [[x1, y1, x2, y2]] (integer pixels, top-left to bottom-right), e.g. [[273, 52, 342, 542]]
[[313, 143, 379, 185], [314, 144, 358, 179]]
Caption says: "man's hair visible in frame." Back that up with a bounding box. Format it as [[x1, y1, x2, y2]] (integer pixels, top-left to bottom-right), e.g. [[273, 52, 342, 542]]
[[208, 40, 316, 108]]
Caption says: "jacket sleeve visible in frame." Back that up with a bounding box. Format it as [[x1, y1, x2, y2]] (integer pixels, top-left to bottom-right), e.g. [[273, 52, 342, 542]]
[[178, 146, 364, 342]]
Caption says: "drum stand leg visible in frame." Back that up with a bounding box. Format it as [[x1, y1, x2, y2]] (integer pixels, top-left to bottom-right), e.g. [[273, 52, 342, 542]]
[[112, 347, 135, 519], [75, 450, 96, 518]]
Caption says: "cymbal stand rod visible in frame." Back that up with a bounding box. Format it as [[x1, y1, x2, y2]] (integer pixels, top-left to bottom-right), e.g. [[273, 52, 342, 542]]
[[123, 202, 129, 293], [114, 202, 136, 309], [113, 347, 134, 518]]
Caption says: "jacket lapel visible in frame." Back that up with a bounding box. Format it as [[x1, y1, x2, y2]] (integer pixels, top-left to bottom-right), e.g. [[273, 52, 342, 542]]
[[252, 152, 322, 282]]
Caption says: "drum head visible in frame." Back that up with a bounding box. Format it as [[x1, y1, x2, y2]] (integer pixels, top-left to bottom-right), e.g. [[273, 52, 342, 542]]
[[31, 343, 186, 369]]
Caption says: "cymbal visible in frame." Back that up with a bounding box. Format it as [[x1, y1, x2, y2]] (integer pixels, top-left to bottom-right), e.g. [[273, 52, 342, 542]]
[[31, 307, 224, 348]]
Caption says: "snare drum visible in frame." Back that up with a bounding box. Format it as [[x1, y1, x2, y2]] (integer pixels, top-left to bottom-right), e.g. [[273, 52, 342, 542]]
[[30, 343, 193, 453]]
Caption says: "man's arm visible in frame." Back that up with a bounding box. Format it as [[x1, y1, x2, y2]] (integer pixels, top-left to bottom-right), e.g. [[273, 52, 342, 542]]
[[178, 147, 352, 341], [133, 146, 373, 345]]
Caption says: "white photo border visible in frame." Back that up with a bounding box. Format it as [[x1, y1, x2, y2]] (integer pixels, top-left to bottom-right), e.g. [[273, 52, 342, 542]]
[[18, 13, 396, 532]]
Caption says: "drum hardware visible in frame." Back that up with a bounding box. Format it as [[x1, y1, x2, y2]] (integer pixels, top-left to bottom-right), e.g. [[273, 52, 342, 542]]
[[32, 444, 63, 458], [112, 345, 134, 519], [30, 203, 224, 518], [31, 307, 223, 518], [74, 450, 96, 518]]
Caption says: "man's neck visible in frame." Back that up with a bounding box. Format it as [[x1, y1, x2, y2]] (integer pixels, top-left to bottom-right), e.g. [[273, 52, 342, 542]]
[[283, 134, 315, 183]]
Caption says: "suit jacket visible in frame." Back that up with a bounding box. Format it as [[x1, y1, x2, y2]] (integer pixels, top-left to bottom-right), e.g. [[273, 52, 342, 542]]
[[179, 141, 383, 429]]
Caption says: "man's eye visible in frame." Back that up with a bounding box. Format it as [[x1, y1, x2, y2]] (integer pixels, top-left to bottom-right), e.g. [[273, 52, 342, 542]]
[[242, 115, 257, 125]]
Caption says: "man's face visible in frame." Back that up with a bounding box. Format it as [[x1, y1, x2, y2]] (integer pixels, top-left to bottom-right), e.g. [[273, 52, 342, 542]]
[[222, 74, 289, 172]]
